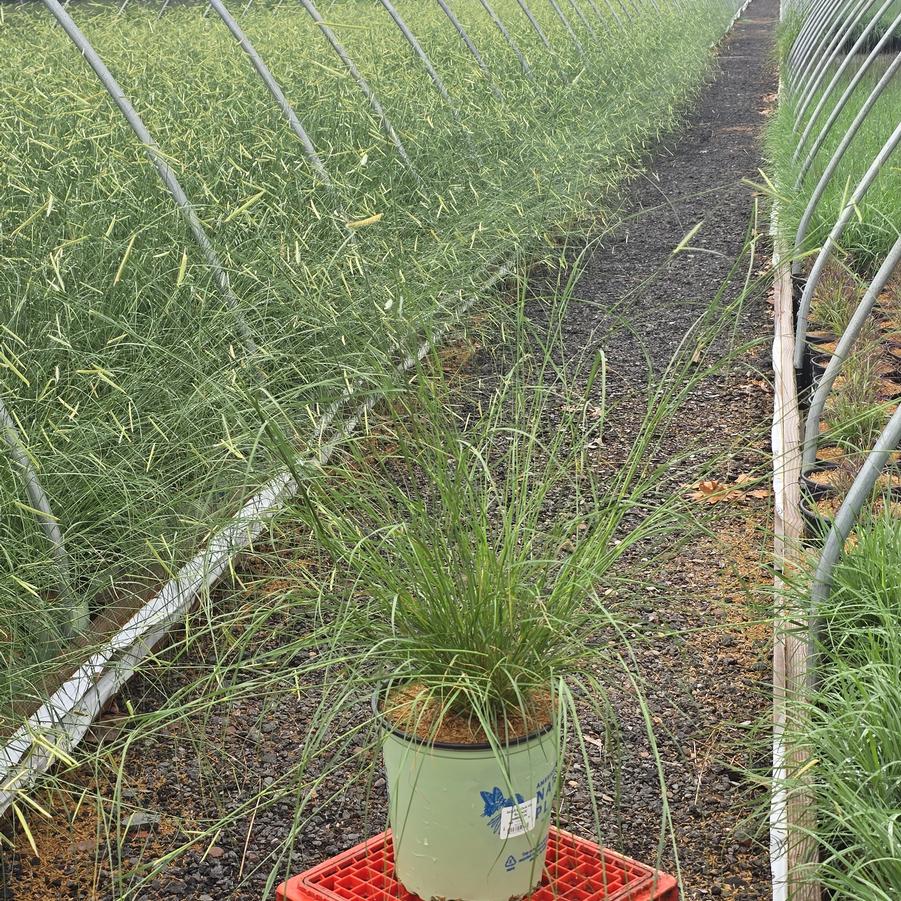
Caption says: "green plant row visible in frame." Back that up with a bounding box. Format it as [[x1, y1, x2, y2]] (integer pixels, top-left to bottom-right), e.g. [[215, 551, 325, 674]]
[[46, 253, 764, 898], [784, 515, 901, 898], [767, 54, 901, 272], [0, 0, 736, 732], [771, 16, 901, 898]]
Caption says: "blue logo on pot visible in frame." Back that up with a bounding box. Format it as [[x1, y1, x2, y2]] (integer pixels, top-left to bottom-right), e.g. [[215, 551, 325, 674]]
[[480, 786, 526, 834]]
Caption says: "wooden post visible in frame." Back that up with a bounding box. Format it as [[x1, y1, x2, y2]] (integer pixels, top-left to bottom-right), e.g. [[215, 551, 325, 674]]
[[770, 236, 820, 901]]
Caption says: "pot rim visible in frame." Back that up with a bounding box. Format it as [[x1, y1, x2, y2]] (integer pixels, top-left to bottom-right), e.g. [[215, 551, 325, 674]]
[[372, 686, 555, 752]]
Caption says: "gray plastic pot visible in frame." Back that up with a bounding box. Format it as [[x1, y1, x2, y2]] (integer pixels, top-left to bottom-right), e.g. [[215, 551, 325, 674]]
[[375, 693, 559, 901]]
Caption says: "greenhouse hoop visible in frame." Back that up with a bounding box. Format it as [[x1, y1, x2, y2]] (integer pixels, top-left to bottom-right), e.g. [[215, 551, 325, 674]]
[[791, 49, 901, 265], [793, 24, 901, 191], [297, 0, 417, 175], [802, 235, 901, 468], [42, 0, 259, 360], [791, 0, 872, 118], [0, 396, 79, 634], [793, 119, 901, 368], [436, 0, 505, 100], [790, 0, 892, 150], [477, 0, 533, 75]]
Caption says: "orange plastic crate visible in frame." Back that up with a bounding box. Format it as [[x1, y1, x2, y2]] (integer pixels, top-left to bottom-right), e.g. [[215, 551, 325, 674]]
[[277, 827, 678, 901]]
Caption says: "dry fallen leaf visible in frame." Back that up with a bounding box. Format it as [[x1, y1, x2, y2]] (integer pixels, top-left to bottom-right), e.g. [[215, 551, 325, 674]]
[[689, 480, 741, 503], [688, 476, 770, 504]]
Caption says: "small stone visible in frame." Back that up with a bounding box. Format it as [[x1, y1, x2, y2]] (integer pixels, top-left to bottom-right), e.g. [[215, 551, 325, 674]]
[[247, 727, 263, 743], [207, 847, 225, 859], [122, 810, 161, 830], [72, 838, 99, 853]]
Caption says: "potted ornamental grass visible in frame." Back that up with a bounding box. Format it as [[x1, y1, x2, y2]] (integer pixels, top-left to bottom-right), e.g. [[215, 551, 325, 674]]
[[287, 323, 690, 901]]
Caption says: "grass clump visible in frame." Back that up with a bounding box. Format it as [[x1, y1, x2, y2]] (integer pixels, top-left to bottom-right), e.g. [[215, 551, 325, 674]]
[[785, 514, 901, 898], [291, 319, 675, 737], [0, 0, 740, 731], [767, 54, 901, 271]]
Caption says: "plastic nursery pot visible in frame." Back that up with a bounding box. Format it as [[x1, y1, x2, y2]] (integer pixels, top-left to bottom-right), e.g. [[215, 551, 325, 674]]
[[374, 691, 559, 901], [796, 363, 812, 398], [807, 328, 836, 346], [815, 444, 845, 465], [800, 461, 838, 499], [878, 379, 901, 401], [800, 491, 834, 547], [811, 352, 831, 381], [802, 486, 901, 546], [792, 276, 805, 324]]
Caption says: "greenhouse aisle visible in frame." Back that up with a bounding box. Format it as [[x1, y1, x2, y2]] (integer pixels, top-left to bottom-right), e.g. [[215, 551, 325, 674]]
[[531, 0, 781, 895], [3, 3, 779, 900]]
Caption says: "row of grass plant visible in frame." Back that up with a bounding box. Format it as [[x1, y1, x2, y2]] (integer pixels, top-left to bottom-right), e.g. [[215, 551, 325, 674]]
[[770, 9, 901, 895], [803, 264, 900, 485], [0, 0, 739, 733], [767, 50, 901, 271], [0, 246, 770, 895], [783, 512, 901, 898]]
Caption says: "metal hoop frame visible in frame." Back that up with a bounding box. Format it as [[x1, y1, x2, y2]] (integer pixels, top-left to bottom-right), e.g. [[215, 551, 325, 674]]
[[436, 0, 505, 100], [802, 235, 901, 469], [793, 121, 901, 368], [791, 50, 901, 269], [791, 0, 875, 128], [793, 14, 901, 186], [791, 0, 890, 145], [783, 0, 901, 679], [0, 394, 81, 635], [41, 0, 259, 358], [297, 0, 418, 173]]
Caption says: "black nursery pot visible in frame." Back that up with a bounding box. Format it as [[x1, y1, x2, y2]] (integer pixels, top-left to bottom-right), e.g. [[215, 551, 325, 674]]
[[796, 364, 812, 399], [807, 329, 836, 347], [800, 492, 832, 547], [800, 462, 838, 499], [799, 462, 841, 546], [801, 484, 901, 546], [792, 276, 805, 325], [811, 352, 831, 379], [808, 352, 835, 397]]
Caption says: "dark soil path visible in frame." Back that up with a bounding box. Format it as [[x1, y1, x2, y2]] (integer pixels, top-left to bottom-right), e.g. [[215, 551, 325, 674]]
[[467, 2, 780, 895], [2, 5, 779, 900], [528, 2, 780, 894]]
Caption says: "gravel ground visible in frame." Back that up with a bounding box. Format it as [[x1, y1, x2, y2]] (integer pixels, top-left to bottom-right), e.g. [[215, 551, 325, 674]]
[[1, 4, 779, 900]]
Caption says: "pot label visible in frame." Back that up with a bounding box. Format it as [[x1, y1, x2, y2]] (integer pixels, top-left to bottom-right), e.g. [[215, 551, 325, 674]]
[[480, 786, 527, 835], [499, 797, 537, 839]]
